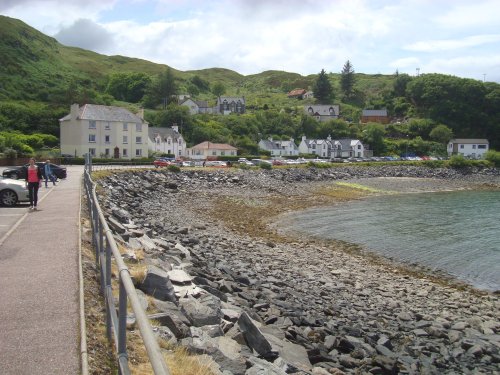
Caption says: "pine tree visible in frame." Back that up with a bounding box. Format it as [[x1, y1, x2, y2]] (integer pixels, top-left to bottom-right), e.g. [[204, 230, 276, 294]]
[[313, 69, 333, 103], [340, 60, 355, 98]]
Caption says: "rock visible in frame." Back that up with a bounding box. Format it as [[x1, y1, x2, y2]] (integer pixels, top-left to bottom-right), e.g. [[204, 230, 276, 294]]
[[238, 312, 278, 359], [180, 294, 223, 327], [139, 265, 176, 302]]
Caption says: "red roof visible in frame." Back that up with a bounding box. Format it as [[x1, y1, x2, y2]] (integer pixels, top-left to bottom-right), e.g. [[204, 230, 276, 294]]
[[287, 89, 306, 97]]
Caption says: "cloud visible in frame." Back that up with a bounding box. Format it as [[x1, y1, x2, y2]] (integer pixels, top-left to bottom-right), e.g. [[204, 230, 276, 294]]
[[55, 18, 114, 51], [406, 34, 500, 52]]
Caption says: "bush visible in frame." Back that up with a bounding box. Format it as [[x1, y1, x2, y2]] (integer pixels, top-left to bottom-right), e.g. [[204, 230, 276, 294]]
[[485, 150, 500, 167], [446, 154, 471, 168], [259, 162, 272, 170], [167, 164, 181, 173]]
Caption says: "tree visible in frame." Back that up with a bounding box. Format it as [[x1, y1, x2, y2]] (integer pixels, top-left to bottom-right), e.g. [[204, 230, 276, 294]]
[[429, 124, 453, 144], [340, 60, 355, 98], [313, 69, 333, 104], [362, 123, 386, 155], [212, 82, 226, 97], [143, 68, 178, 108]]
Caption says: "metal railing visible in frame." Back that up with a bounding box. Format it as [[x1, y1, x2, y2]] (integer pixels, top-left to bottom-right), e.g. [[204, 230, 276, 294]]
[[84, 155, 170, 375]]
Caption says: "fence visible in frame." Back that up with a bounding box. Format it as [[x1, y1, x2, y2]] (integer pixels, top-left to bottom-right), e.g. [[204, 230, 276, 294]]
[[84, 156, 170, 375]]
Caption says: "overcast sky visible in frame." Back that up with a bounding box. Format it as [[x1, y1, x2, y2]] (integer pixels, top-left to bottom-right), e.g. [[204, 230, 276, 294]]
[[2, 0, 500, 82]]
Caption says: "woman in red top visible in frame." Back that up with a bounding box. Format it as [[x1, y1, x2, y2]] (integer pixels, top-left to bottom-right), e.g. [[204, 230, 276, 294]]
[[25, 158, 43, 210]]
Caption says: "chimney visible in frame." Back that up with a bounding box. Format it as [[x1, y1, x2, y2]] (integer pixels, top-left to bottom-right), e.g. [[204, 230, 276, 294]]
[[327, 135, 332, 141], [136, 108, 144, 120], [268, 137, 273, 142], [172, 124, 179, 132], [70, 103, 79, 120], [301, 135, 307, 141]]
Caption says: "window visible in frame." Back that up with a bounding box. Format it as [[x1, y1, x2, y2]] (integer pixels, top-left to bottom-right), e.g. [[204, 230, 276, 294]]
[[89, 134, 96, 143], [136, 149, 142, 157], [478, 145, 487, 149], [105, 148, 110, 156], [89, 120, 96, 129], [212, 151, 216, 156], [105, 122, 111, 130], [230, 151, 235, 156], [135, 123, 142, 132], [89, 148, 96, 156], [460, 145, 464, 149], [123, 136, 128, 144], [472, 145, 476, 149], [123, 148, 128, 157], [358, 145, 361, 149], [123, 123, 128, 131], [167, 139, 171, 145], [136, 136, 142, 144], [105, 135, 110, 144], [221, 151, 225, 156], [178, 139, 182, 145]]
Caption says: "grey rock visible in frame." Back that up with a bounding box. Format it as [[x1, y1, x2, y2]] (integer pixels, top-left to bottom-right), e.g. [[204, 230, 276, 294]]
[[139, 265, 176, 302], [180, 294, 223, 327]]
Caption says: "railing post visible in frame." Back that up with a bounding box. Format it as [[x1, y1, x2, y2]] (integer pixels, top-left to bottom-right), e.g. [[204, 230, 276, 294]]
[[105, 241, 112, 340], [118, 276, 128, 369]]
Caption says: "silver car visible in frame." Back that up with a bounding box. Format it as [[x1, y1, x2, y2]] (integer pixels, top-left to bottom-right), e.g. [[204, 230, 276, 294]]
[[0, 177, 29, 207]]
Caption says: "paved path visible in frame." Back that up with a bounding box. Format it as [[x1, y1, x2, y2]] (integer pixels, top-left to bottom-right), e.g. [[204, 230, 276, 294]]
[[0, 166, 83, 374]]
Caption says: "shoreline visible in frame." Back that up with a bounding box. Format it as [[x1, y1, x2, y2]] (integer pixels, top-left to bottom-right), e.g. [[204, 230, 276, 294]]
[[97, 165, 500, 374]]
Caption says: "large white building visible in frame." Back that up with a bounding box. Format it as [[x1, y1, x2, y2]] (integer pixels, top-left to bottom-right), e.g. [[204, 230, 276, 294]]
[[299, 136, 366, 158], [447, 139, 489, 159], [60, 104, 149, 159]]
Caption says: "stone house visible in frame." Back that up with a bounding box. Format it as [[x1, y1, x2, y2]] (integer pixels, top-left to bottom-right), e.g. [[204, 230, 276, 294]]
[[304, 105, 340, 122], [216, 96, 246, 115], [148, 125, 186, 158], [59, 104, 148, 159]]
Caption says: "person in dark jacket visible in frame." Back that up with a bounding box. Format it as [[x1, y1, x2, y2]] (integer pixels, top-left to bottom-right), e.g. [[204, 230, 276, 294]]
[[24, 158, 43, 210]]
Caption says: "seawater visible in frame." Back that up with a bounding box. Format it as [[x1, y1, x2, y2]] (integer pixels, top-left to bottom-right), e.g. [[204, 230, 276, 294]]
[[283, 190, 500, 291]]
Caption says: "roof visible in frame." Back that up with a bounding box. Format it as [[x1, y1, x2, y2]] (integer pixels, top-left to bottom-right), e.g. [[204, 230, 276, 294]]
[[362, 109, 388, 117], [190, 141, 237, 151], [287, 89, 306, 97], [449, 139, 489, 144], [60, 104, 145, 123], [304, 105, 340, 116], [217, 96, 245, 104], [259, 140, 281, 150], [148, 126, 182, 141]]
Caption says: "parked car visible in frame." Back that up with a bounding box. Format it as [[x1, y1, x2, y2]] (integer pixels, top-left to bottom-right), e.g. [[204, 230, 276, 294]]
[[0, 177, 29, 207], [153, 158, 175, 168], [2, 162, 67, 180], [204, 161, 228, 167]]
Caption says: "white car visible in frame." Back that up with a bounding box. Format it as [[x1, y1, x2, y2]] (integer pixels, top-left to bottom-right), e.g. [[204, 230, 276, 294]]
[[0, 177, 30, 207]]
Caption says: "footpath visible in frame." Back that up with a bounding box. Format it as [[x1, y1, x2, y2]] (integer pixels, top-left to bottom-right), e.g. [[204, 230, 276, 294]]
[[0, 166, 82, 374]]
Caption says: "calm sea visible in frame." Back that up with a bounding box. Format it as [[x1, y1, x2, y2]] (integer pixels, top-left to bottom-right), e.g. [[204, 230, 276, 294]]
[[282, 190, 500, 291]]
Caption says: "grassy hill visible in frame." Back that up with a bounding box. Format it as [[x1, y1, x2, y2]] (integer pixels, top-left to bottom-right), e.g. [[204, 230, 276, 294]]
[[0, 15, 394, 107]]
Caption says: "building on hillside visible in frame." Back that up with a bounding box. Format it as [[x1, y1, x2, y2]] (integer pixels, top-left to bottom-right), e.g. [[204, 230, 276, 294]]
[[148, 125, 186, 157], [304, 105, 340, 122], [186, 141, 238, 160], [216, 96, 246, 115], [59, 104, 148, 159], [258, 138, 299, 157], [287, 89, 307, 99], [447, 139, 489, 159], [361, 109, 389, 124], [303, 91, 314, 99], [180, 98, 212, 115], [298, 136, 334, 158]]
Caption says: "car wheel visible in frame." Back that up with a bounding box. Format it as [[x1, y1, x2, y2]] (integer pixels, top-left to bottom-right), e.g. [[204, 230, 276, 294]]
[[0, 189, 18, 207]]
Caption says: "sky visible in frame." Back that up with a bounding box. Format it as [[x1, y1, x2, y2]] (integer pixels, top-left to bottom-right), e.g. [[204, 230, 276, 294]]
[[1, 0, 500, 82]]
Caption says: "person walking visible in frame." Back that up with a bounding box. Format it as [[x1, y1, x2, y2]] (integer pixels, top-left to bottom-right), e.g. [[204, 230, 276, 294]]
[[44, 159, 56, 187], [25, 158, 43, 210]]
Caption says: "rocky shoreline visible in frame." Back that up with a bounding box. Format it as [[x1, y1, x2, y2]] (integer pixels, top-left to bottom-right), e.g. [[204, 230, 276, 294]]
[[97, 165, 500, 374]]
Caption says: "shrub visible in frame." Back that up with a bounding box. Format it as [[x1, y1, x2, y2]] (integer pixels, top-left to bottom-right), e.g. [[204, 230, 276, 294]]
[[167, 164, 181, 173], [485, 150, 500, 167], [259, 162, 272, 170], [445, 154, 471, 168]]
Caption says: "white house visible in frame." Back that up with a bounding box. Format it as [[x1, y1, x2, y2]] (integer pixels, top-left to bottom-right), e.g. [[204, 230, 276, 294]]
[[180, 98, 212, 115], [304, 105, 340, 122], [298, 136, 334, 157], [258, 138, 299, 157], [447, 139, 489, 158], [59, 104, 149, 159], [148, 125, 186, 158], [332, 139, 365, 158], [186, 141, 238, 160]]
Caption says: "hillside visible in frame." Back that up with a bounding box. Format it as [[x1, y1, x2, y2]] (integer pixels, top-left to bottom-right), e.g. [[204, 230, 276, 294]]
[[0, 15, 393, 105]]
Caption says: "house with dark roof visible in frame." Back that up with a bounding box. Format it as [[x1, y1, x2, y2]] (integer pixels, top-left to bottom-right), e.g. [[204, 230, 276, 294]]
[[258, 137, 299, 157], [304, 105, 340, 122], [180, 98, 212, 115], [447, 139, 489, 159], [148, 125, 186, 157], [298, 136, 334, 157], [299, 136, 367, 158], [216, 96, 246, 115], [361, 109, 389, 124], [186, 141, 238, 160], [59, 104, 148, 159]]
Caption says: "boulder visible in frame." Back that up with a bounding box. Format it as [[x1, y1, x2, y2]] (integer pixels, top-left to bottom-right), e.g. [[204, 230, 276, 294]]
[[139, 266, 176, 302]]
